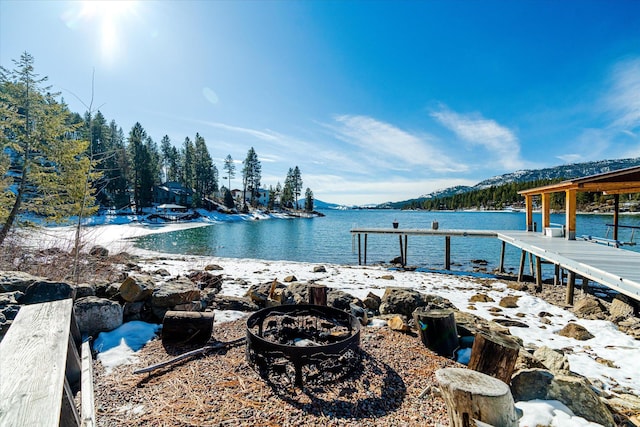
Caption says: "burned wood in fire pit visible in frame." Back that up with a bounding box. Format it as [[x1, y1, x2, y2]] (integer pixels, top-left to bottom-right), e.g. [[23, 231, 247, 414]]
[[246, 304, 361, 387]]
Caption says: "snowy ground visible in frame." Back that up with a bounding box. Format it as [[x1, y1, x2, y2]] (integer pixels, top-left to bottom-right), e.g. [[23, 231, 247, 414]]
[[23, 220, 640, 426]]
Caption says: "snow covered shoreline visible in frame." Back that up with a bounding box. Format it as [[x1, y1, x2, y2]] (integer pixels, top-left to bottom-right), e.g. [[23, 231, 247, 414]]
[[15, 221, 640, 425]]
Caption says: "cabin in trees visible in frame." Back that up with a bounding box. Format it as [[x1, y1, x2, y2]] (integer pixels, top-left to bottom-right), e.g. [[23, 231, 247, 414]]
[[154, 182, 194, 207]]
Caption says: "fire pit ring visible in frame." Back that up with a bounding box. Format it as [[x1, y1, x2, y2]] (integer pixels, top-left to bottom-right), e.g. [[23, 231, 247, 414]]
[[246, 304, 361, 387]]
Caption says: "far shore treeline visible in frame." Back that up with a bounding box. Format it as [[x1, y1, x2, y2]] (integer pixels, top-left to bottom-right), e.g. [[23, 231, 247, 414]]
[[0, 52, 315, 246]]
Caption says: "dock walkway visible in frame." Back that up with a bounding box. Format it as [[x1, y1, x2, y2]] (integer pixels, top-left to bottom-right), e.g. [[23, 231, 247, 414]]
[[498, 231, 640, 301]]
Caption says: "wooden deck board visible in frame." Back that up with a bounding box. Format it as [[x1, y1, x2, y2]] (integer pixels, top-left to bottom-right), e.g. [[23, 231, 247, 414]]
[[498, 231, 640, 300], [0, 299, 74, 426]]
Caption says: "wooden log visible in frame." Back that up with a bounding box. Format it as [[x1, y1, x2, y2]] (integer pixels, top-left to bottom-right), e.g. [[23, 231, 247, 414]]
[[162, 311, 214, 346], [308, 284, 327, 306], [467, 331, 520, 384], [436, 367, 520, 427], [413, 308, 459, 357], [119, 275, 155, 302]]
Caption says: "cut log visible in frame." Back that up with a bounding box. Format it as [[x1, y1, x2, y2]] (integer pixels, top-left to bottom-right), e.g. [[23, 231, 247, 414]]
[[467, 331, 520, 384], [412, 308, 459, 357], [436, 367, 520, 427], [119, 275, 155, 302], [308, 284, 327, 306], [162, 311, 214, 346]]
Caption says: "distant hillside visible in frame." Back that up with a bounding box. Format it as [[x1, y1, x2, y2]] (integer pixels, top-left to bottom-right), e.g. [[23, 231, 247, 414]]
[[382, 157, 640, 209]]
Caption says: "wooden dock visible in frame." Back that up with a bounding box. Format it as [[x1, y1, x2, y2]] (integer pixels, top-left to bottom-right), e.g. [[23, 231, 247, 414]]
[[350, 228, 497, 269], [350, 227, 640, 303], [498, 231, 640, 302]]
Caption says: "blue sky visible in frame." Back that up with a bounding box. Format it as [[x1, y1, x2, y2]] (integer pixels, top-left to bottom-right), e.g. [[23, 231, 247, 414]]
[[1, 1, 639, 205]]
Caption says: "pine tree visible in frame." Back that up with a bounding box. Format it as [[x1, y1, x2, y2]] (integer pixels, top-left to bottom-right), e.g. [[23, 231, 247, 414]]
[[292, 166, 302, 209], [0, 52, 97, 245], [182, 137, 195, 191], [304, 187, 314, 212], [223, 154, 235, 191], [242, 147, 261, 207]]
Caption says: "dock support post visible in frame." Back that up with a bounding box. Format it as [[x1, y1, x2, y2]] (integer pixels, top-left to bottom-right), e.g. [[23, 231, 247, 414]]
[[554, 264, 560, 286], [404, 235, 408, 266], [535, 256, 542, 292], [528, 253, 534, 276], [445, 236, 451, 270], [518, 250, 526, 282], [398, 235, 404, 265], [566, 271, 576, 305], [357, 234, 361, 265], [499, 241, 506, 273], [364, 234, 368, 265], [582, 276, 589, 294]]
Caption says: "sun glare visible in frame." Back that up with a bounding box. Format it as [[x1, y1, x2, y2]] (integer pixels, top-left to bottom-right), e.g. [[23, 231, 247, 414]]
[[65, 0, 138, 65]]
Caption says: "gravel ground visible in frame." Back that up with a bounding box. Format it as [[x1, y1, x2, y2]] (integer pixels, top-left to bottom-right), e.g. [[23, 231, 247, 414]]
[[94, 318, 460, 426]]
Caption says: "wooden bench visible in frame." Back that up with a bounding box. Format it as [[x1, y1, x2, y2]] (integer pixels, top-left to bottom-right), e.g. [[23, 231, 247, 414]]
[[0, 298, 95, 427]]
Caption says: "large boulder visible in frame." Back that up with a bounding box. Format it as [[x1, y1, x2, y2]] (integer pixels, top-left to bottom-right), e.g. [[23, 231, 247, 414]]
[[18, 280, 76, 305], [547, 375, 615, 427], [557, 322, 594, 341], [187, 271, 223, 290], [533, 346, 570, 374], [74, 296, 123, 336], [572, 296, 608, 320], [74, 283, 96, 299], [152, 277, 201, 308], [120, 275, 155, 302], [609, 295, 636, 321], [327, 289, 357, 311], [0, 271, 45, 292], [379, 287, 452, 317], [510, 368, 554, 401], [213, 295, 258, 312]]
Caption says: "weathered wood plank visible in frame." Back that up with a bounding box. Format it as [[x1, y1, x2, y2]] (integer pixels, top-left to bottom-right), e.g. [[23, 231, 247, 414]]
[[81, 341, 96, 427], [0, 299, 74, 427]]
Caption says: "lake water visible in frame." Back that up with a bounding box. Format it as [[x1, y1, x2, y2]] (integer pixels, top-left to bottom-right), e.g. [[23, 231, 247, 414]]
[[134, 210, 640, 274]]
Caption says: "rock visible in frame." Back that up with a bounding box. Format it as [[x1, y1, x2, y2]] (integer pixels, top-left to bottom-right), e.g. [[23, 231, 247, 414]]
[[286, 282, 308, 304], [213, 295, 258, 311], [327, 289, 357, 311], [572, 296, 608, 320], [363, 292, 381, 312], [119, 275, 155, 302], [389, 256, 403, 264], [0, 291, 23, 306], [493, 318, 529, 328], [510, 368, 554, 401], [204, 264, 223, 271], [283, 275, 297, 283], [350, 303, 368, 326], [174, 301, 206, 311], [18, 280, 76, 305], [89, 245, 109, 257], [200, 288, 219, 306], [123, 301, 146, 322], [533, 346, 570, 374], [379, 274, 395, 280], [154, 268, 171, 277], [313, 265, 326, 273], [387, 315, 411, 332], [1, 305, 20, 321], [0, 271, 45, 292], [499, 296, 520, 308], [471, 259, 488, 265], [514, 348, 547, 371], [557, 322, 595, 341], [74, 296, 123, 336], [188, 271, 223, 290], [152, 277, 201, 308], [608, 295, 635, 321], [547, 374, 615, 427], [469, 293, 494, 303], [74, 283, 96, 299], [379, 287, 425, 317], [507, 282, 528, 291]]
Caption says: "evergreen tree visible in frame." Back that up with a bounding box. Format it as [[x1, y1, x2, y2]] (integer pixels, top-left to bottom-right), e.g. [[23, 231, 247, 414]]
[[242, 147, 261, 207], [160, 135, 180, 182], [223, 188, 235, 209], [193, 133, 216, 204], [126, 122, 154, 212], [0, 52, 98, 245], [223, 154, 235, 191], [182, 136, 195, 191], [292, 166, 302, 209], [304, 187, 314, 212], [281, 168, 294, 208], [106, 120, 129, 208]]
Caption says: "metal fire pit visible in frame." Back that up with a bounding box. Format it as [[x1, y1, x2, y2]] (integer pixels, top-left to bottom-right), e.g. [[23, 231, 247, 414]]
[[246, 304, 361, 387]]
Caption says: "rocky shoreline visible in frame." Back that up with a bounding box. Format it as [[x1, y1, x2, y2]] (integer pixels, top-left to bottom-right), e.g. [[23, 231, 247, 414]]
[[1, 245, 639, 426]]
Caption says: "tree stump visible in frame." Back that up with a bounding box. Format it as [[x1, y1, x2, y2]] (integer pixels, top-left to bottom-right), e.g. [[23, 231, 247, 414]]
[[412, 308, 459, 357], [162, 311, 214, 346], [436, 367, 520, 427], [467, 331, 520, 384], [308, 284, 327, 306]]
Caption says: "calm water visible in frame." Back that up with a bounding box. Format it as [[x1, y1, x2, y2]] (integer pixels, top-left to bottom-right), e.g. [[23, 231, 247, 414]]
[[134, 210, 640, 273]]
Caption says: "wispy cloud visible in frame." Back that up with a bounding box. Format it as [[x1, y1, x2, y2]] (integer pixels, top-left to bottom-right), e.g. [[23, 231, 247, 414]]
[[326, 115, 464, 173], [431, 106, 524, 170], [606, 57, 640, 130], [196, 120, 282, 142]]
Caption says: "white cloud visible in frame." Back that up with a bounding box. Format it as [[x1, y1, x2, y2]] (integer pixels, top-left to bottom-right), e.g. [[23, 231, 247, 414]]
[[431, 107, 523, 170], [200, 121, 281, 142], [606, 57, 640, 130], [556, 154, 583, 164], [327, 115, 464, 173]]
